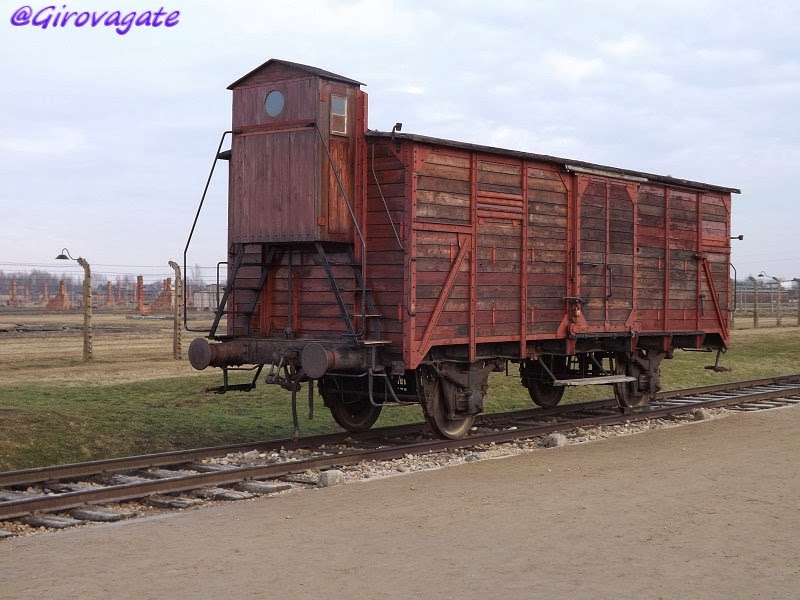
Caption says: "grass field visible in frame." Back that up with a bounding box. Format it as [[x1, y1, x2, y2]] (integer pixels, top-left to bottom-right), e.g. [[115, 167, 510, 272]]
[[1, 309, 798, 471]]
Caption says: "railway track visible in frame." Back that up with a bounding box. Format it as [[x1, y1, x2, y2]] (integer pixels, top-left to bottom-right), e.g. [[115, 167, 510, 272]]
[[2, 374, 799, 533]]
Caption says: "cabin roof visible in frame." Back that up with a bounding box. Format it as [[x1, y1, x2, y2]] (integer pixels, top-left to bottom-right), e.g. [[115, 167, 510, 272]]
[[228, 58, 364, 90], [366, 130, 740, 195]]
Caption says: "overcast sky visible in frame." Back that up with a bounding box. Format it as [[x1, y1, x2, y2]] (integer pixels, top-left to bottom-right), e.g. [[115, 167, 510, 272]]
[[1, 0, 798, 283]]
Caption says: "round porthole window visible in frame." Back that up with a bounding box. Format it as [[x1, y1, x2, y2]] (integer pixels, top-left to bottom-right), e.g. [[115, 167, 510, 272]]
[[265, 90, 284, 117]]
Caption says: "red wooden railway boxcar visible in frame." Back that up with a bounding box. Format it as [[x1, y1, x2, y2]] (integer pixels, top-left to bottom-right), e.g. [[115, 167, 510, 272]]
[[188, 59, 739, 438]]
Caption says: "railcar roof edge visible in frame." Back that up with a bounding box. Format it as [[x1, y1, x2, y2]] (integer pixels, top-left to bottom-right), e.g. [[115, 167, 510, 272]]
[[227, 58, 365, 90], [366, 130, 740, 195]]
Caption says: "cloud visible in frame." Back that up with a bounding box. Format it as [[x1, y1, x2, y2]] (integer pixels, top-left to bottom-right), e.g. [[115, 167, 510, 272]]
[[540, 52, 607, 86], [388, 84, 426, 96], [0, 125, 87, 155], [2, 0, 799, 279], [599, 34, 650, 59], [212, 0, 436, 38]]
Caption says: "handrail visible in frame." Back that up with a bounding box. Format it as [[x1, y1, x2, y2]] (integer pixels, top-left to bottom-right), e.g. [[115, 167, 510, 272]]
[[207, 257, 235, 338], [311, 122, 368, 338], [310, 123, 365, 249], [370, 143, 404, 251], [698, 254, 729, 341], [183, 130, 233, 333], [216, 261, 227, 311]]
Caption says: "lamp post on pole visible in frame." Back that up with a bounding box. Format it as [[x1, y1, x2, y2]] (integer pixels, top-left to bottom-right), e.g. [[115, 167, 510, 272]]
[[748, 275, 759, 328], [56, 248, 92, 361]]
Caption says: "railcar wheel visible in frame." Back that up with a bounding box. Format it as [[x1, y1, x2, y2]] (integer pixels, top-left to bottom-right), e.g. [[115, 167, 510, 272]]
[[613, 351, 652, 409], [520, 357, 566, 408], [318, 377, 382, 432], [613, 381, 647, 409], [526, 381, 565, 409], [328, 397, 382, 432], [418, 366, 475, 439]]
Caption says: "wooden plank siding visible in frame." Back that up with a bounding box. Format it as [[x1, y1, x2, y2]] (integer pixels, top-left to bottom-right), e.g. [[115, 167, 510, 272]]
[[526, 167, 569, 335], [229, 128, 731, 366], [231, 247, 367, 339], [230, 129, 318, 243], [216, 60, 735, 385], [575, 179, 636, 329], [229, 64, 363, 245], [381, 136, 733, 368], [362, 141, 408, 344]]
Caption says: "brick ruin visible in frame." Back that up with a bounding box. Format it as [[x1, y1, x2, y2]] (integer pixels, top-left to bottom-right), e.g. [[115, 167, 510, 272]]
[[46, 280, 70, 311], [152, 278, 175, 313], [104, 281, 115, 306], [7, 280, 19, 307], [4, 273, 186, 313], [134, 276, 175, 315]]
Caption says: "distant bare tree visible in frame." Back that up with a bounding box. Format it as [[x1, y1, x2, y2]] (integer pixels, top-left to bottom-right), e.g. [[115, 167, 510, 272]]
[[191, 263, 205, 287]]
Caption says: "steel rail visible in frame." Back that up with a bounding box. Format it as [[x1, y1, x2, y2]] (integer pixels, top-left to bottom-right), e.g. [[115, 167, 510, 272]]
[[2, 375, 800, 521], [0, 426, 424, 489], [2, 375, 799, 489], [0, 392, 619, 489]]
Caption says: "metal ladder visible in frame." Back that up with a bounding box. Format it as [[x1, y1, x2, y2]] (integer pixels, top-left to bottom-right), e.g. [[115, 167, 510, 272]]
[[314, 242, 383, 342], [209, 243, 276, 339]]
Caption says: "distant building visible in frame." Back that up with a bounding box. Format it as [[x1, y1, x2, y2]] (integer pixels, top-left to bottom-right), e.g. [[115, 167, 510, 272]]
[[193, 284, 222, 311]]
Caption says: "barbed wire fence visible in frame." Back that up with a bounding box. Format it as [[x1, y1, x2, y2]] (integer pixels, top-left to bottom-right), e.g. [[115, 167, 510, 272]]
[[1, 263, 797, 363], [0, 262, 224, 311], [0, 262, 224, 361], [731, 282, 800, 329]]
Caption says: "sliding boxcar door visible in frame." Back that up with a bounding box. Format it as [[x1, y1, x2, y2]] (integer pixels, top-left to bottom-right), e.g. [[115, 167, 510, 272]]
[[577, 178, 635, 331]]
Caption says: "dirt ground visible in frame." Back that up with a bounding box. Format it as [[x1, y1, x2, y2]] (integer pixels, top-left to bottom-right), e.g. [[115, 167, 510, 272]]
[[2, 405, 798, 599]]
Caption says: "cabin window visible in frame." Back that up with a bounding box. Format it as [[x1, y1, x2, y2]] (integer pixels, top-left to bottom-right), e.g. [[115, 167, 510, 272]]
[[265, 90, 284, 117], [331, 94, 347, 135]]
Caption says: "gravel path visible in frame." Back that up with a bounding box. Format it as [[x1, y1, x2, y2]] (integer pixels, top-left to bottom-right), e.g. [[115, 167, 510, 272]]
[[2, 405, 799, 599]]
